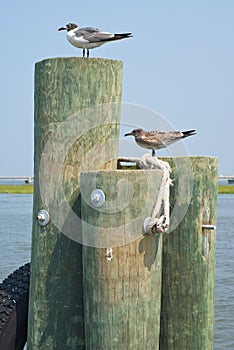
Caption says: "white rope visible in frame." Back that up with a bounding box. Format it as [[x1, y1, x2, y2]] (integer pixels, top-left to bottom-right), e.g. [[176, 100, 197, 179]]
[[118, 154, 172, 234]]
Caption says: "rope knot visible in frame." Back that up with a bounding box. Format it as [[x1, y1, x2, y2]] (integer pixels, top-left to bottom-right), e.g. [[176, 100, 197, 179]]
[[145, 216, 169, 235]]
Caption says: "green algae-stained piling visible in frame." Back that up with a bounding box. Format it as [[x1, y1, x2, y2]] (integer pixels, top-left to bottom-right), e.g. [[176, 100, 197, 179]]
[[27, 58, 123, 349], [27, 57, 218, 349], [80, 170, 163, 350], [160, 157, 218, 350]]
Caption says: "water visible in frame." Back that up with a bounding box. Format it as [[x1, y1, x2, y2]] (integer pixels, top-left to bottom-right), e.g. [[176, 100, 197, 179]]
[[215, 195, 234, 349], [0, 194, 233, 348], [0, 194, 32, 279]]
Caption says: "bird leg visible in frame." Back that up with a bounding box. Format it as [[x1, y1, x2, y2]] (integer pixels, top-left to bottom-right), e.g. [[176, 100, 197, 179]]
[[87, 49, 89, 58], [83, 49, 85, 57], [152, 149, 156, 157]]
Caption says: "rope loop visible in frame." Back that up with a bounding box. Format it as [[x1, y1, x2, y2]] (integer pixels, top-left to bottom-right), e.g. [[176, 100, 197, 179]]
[[118, 154, 172, 234], [136, 154, 172, 234]]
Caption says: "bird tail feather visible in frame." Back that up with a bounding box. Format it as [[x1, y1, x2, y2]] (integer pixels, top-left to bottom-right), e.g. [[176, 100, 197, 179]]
[[182, 130, 196, 138]]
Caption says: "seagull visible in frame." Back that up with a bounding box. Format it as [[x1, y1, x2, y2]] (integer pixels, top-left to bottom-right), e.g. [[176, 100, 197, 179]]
[[58, 23, 133, 57], [124, 128, 196, 156]]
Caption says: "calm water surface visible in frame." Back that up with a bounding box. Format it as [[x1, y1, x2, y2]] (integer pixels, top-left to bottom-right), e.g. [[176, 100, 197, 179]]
[[215, 194, 234, 349], [0, 194, 32, 278], [0, 194, 233, 348]]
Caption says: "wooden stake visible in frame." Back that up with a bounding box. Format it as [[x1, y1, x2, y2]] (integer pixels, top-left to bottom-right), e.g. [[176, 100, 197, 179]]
[[28, 58, 123, 349], [80, 169, 163, 349], [160, 156, 218, 350]]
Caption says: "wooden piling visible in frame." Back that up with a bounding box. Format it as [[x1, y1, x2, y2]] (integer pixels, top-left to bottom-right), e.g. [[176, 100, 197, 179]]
[[80, 170, 164, 350], [159, 156, 218, 350], [28, 57, 218, 350], [28, 58, 123, 349]]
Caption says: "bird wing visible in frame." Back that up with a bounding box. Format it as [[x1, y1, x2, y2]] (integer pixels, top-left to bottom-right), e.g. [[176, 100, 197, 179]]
[[74, 27, 114, 42], [74, 27, 100, 35], [144, 131, 183, 148]]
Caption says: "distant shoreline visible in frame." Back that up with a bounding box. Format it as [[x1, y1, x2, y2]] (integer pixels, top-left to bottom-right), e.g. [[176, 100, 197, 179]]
[[0, 184, 234, 195], [0, 184, 33, 194], [218, 186, 234, 194]]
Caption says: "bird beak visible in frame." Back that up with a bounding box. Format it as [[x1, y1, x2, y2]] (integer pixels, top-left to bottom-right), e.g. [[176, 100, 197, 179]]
[[58, 26, 66, 31], [124, 132, 133, 137]]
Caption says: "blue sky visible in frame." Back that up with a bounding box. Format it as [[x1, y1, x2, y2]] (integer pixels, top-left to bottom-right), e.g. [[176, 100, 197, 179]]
[[1, 1, 234, 175]]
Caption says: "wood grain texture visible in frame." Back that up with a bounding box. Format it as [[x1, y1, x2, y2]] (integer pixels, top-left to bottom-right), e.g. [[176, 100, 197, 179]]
[[80, 170, 163, 350], [28, 58, 123, 349], [159, 156, 218, 350]]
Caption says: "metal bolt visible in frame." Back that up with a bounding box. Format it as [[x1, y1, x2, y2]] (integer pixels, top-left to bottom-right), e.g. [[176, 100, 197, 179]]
[[143, 217, 151, 234], [90, 189, 105, 208], [36, 209, 50, 226], [202, 224, 216, 230]]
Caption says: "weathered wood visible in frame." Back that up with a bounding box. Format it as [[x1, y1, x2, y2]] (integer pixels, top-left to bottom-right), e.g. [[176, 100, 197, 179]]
[[28, 58, 123, 349], [80, 170, 163, 350], [159, 156, 218, 350]]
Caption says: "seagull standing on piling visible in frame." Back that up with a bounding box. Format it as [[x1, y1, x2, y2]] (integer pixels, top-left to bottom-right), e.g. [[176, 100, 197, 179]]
[[58, 23, 133, 57], [124, 128, 196, 156]]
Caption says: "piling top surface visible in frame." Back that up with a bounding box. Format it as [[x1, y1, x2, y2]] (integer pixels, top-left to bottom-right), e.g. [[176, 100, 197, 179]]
[[36, 57, 123, 66]]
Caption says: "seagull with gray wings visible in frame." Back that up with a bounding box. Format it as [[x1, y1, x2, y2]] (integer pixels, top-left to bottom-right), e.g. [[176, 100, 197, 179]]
[[124, 128, 196, 156], [58, 23, 133, 57]]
